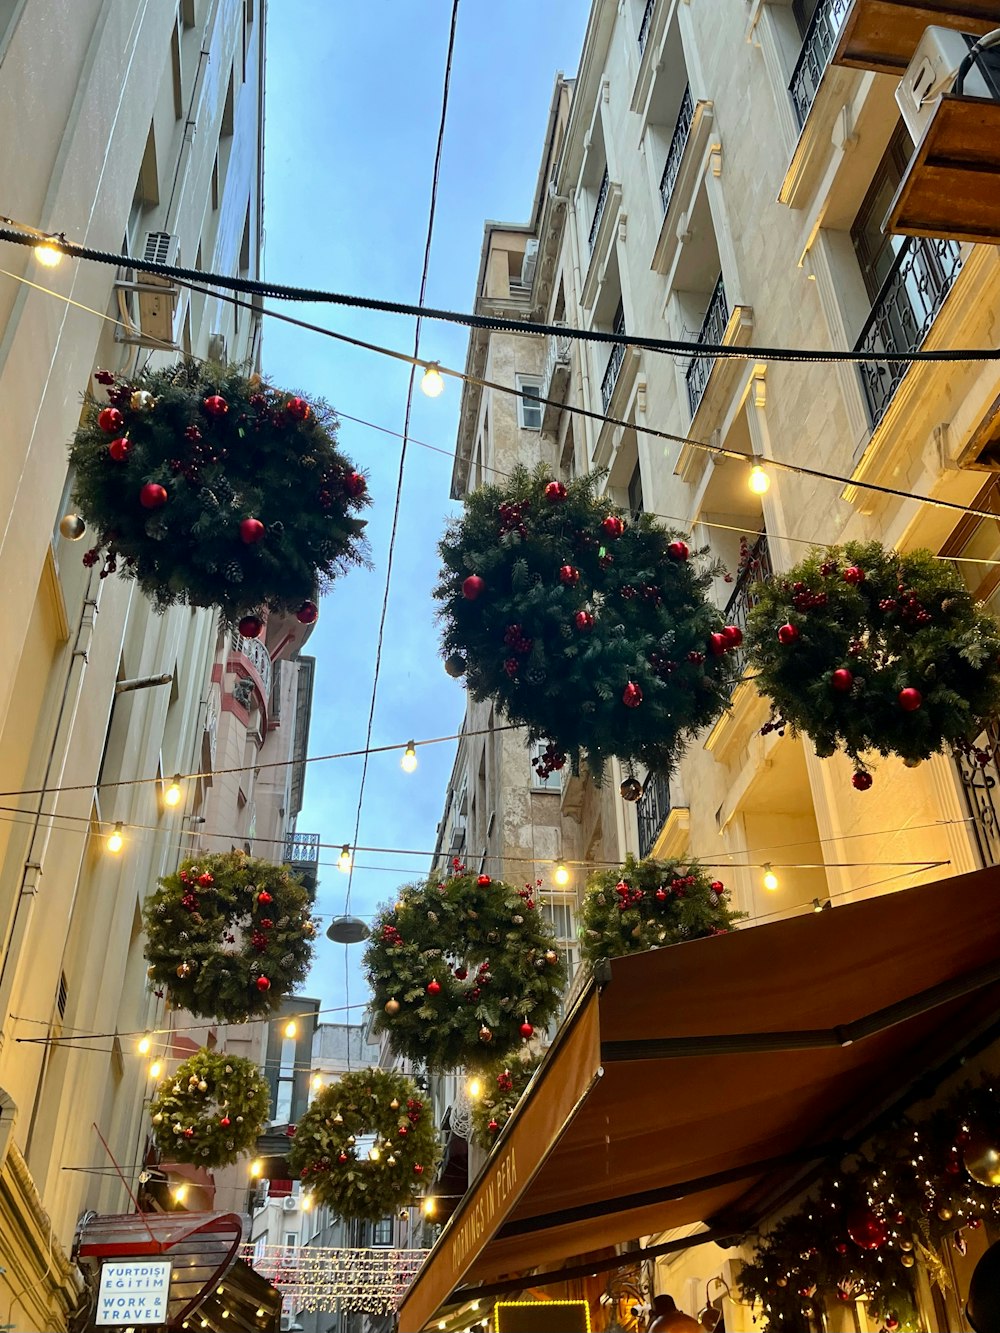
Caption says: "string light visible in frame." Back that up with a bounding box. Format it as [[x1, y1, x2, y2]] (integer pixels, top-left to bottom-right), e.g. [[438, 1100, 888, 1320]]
[[283, 1019, 297, 1039], [311, 1073, 323, 1090], [467, 1077, 482, 1100], [249, 1159, 264, 1178], [106, 822, 124, 854], [301, 1192, 315, 1211], [164, 774, 183, 807], [420, 362, 445, 397], [401, 741, 418, 773], [553, 861, 570, 887], [137, 1034, 151, 1055], [33, 237, 62, 267], [148, 1060, 163, 1080], [748, 458, 771, 495], [423, 1197, 437, 1217], [338, 844, 352, 873], [762, 863, 779, 891], [368, 1145, 381, 1161], [172, 1183, 188, 1203]]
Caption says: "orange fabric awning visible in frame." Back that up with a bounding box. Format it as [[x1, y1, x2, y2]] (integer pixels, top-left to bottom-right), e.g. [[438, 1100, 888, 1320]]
[[398, 865, 1000, 1331]]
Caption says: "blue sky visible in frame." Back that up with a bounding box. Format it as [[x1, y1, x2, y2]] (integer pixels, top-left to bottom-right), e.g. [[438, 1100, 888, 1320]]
[[262, 3, 589, 1018]]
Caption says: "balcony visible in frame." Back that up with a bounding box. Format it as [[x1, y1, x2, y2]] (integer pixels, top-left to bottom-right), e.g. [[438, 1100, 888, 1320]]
[[723, 532, 774, 683], [284, 830, 320, 891], [685, 275, 728, 418], [832, 0, 1000, 76], [788, 0, 851, 129], [601, 303, 627, 412], [637, 774, 671, 860], [637, 0, 655, 54], [659, 85, 695, 218], [855, 235, 963, 430], [588, 167, 610, 254], [228, 628, 273, 717], [541, 324, 572, 431], [955, 719, 1000, 869]]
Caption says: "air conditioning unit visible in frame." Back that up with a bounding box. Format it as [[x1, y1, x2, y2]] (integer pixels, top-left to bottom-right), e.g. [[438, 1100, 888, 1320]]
[[520, 238, 539, 287], [896, 27, 1000, 143], [136, 231, 181, 347]]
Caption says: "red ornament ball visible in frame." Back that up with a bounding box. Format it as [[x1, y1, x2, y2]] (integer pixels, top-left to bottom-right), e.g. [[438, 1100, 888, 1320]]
[[777, 622, 799, 645], [842, 565, 865, 585], [544, 480, 567, 503], [622, 681, 643, 709], [462, 575, 486, 601], [239, 517, 266, 545], [488, 1118, 499, 1133], [338, 1151, 348, 1164], [98, 407, 124, 433], [601, 515, 625, 539], [477, 874, 492, 886], [413, 1164, 424, 1175], [257, 890, 273, 905], [898, 687, 923, 712], [108, 436, 130, 462], [852, 771, 873, 791], [559, 564, 580, 585], [296, 601, 319, 625], [831, 668, 854, 692], [139, 483, 168, 510], [667, 539, 689, 561], [426, 979, 441, 996], [846, 1207, 888, 1250], [285, 396, 310, 420], [519, 1022, 534, 1039], [574, 610, 594, 631], [708, 632, 728, 656], [202, 395, 229, 417], [255, 975, 271, 992], [220, 1115, 231, 1127], [722, 624, 744, 648], [344, 471, 366, 498], [711, 880, 725, 893], [238, 615, 264, 639], [835, 1242, 849, 1255]]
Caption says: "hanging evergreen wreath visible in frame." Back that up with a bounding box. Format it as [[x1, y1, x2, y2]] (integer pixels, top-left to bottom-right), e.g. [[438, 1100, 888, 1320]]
[[435, 466, 737, 779], [69, 361, 370, 622], [143, 851, 315, 1022], [746, 541, 1000, 786], [470, 1055, 541, 1150], [288, 1068, 440, 1221], [363, 869, 566, 1072], [580, 855, 744, 968], [150, 1049, 270, 1168]]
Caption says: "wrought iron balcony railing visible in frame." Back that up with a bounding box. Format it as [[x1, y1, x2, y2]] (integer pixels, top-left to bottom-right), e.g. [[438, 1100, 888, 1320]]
[[588, 167, 610, 254], [685, 275, 728, 418], [723, 531, 774, 681], [637, 773, 671, 860], [601, 303, 627, 411], [788, 0, 850, 128], [229, 628, 273, 708], [637, 0, 655, 54], [855, 236, 963, 430], [659, 84, 694, 217], [955, 720, 1000, 869], [284, 831, 320, 865]]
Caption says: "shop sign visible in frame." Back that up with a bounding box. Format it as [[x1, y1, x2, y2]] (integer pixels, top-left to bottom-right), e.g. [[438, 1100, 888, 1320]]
[[96, 1260, 172, 1324]]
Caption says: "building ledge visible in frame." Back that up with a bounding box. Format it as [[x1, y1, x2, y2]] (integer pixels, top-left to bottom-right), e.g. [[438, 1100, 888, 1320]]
[[648, 805, 691, 860], [650, 102, 715, 279], [580, 182, 623, 312]]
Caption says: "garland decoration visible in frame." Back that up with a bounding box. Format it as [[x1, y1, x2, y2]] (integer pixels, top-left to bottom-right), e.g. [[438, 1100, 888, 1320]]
[[470, 1055, 541, 1150], [288, 1068, 440, 1221], [143, 851, 315, 1022], [70, 361, 370, 621], [745, 541, 1000, 786], [580, 855, 744, 968], [363, 866, 566, 1072], [435, 466, 736, 779], [739, 1076, 1000, 1332], [150, 1049, 269, 1167]]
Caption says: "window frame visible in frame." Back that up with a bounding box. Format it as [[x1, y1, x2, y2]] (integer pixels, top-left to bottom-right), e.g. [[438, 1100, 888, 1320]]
[[516, 375, 543, 431]]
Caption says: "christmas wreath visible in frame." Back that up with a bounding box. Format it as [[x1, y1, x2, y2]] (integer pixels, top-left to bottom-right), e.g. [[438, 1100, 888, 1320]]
[[580, 855, 744, 968], [288, 1068, 440, 1221], [143, 851, 315, 1022], [470, 1055, 541, 1150], [69, 361, 370, 622], [745, 541, 1000, 786], [435, 466, 737, 779], [150, 1049, 270, 1168], [363, 869, 566, 1072]]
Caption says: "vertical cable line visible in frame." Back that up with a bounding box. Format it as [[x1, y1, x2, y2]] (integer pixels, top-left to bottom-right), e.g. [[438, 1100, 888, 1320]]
[[341, 0, 462, 1045]]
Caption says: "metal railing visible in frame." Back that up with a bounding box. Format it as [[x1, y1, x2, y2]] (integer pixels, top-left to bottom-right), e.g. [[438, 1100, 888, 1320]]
[[659, 84, 694, 216], [788, 0, 850, 127], [229, 628, 273, 707], [601, 303, 627, 411], [638, 0, 655, 54], [637, 773, 671, 859], [588, 166, 610, 253], [956, 721, 1000, 868], [542, 323, 572, 399], [284, 830, 320, 865], [723, 532, 774, 680], [685, 275, 728, 418], [855, 236, 963, 430]]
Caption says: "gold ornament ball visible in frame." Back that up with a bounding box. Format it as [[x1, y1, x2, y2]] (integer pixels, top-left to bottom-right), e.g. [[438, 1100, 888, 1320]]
[[776, 1277, 787, 1289], [176, 962, 192, 978], [173, 1123, 184, 1134], [58, 513, 87, 541], [387, 1155, 397, 1167], [479, 1025, 493, 1043], [389, 1098, 400, 1111], [333, 1111, 344, 1124], [198, 1080, 208, 1092], [964, 1129, 1000, 1187], [130, 389, 156, 412], [152, 1112, 163, 1125], [384, 997, 401, 1016], [937, 1205, 954, 1222], [898, 1239, 913, 1252], [901, 1254, 915, 1269], [147, 965, 157, 978], [544, 950, 558, 965]]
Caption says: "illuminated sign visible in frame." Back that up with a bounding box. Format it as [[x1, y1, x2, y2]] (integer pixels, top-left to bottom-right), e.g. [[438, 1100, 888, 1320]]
[[494, 1299, 592, 1331], [96, 1260, 172, 1325]]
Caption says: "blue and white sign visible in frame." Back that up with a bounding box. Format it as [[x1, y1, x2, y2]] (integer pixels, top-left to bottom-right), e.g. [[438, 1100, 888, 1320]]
[[96, 1260, 172, 1325]]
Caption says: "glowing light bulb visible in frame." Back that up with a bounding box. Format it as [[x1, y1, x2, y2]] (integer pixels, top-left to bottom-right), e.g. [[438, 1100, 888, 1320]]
[[401, 740, 418, 773], [107, 822, 124, 854], [468, 1077, 483, 1101], [301, 1192, 314, 1211], [338, 844, 352, 873], [34, 238, 63, 268], [369, 1144, 381, 1162], [311, 1073, 322, 1090], [420, 363, 445, 398], [762, 863, 779, 892], [423, 1196, 437, 1217], [149, 1060, 163, 1080], [283, 1019, 297, 1039], [164, 774, 183, 807], [748, 460, 771, 495], [553, 861, 570, 887], [137, 1034, 151, 1055], [472, 1302, 480, 1312], [249, 1158, 264, 1178], [172, 1183, 188, 1203]]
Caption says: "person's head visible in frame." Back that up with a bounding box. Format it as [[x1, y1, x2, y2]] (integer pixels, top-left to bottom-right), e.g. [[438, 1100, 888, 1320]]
[[652, 1295, 678, 1315]]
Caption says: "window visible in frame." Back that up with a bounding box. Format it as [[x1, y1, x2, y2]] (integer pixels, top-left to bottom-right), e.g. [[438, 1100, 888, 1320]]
[[516, 376, 542, 430], [273, 1035, 295, 1123], [283, 1231, 297, 1249], [627, 460, 644, 519], [372, 1217, 393, 1247], [851, 124, 913, 303], [530, 742, 561, 791], [170, 22, 183, 119]]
